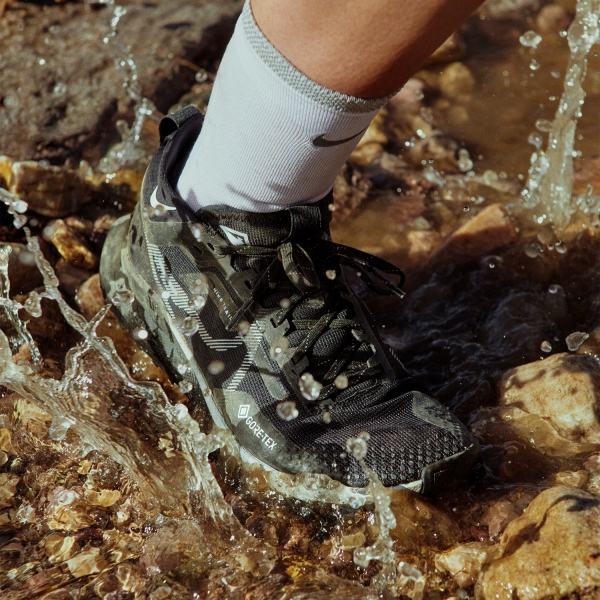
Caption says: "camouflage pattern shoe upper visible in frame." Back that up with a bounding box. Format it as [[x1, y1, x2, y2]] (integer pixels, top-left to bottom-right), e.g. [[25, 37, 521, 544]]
[[100, 106, 479, 493]]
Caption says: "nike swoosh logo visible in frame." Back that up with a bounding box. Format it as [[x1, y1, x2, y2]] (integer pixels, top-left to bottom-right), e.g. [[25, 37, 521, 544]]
[[150, 187, 176, 211], [312, 127, 368, 147]]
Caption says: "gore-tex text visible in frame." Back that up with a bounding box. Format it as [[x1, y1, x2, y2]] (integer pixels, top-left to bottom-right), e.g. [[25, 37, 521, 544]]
[[245, 416, 277, 449]]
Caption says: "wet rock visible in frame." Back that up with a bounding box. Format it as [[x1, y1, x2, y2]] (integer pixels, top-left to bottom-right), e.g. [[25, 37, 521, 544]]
[[45, 533, 79, 563], [535, 4, 572, 33], [435, 542, 488, 588], [406, 132, 461, 172], [2, 243, 43, 296], [573, 154, 600, 196], [332, 165, 372, 223], [8, 161, 94, 217], [0, 473, 19, 509], [431, 204, 517, 267], [76, 274, 106, 321], [499, 353, 600, 443], [425, 32, 467, 66], [479, 0, 542, 20], [43, 219, 98, 271], [167, 84, 213, 116], [480, 500, 520, 538], [349, 113, 388, 167], [477, 486, 600, 600], [66, 546, 108, 578], [439, 62, 475, 103], [0, 0, 243, 165], [56, 259, 96, 298]]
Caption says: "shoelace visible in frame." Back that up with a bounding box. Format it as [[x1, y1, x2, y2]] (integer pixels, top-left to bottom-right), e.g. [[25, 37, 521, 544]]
[[221, 239, 406, 402]]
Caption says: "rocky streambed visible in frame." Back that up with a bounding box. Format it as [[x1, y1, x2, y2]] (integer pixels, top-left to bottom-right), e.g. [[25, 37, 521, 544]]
[[1, 0, 600, 598]]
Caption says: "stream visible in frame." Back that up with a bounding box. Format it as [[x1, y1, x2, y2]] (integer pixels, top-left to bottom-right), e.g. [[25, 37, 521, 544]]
[[0, 0, 599, 598]]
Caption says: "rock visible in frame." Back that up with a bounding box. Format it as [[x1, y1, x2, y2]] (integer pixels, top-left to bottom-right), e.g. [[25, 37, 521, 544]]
[[439, 62, 475, 103], [479, 0, 542, 20], [0, 473, 19, 509], [0, 0, 242, 165], [45, 534, 80, 564], [499, 353, 600, 443], [406, 132, 461, 172], [85, 489, 121, 508], [56, 259, 96, 298], [65, 547, 108, 578], [76, 274, 106, 321], [573, 154, 600, 196], [331, 165, 371, 223], [389, 78, 427, 109], [477, 486, 600, 600], [43, 219, 98, 271], [425, 32, 467, 66], [349, 113, 388, 167], [535, 4, 572, 33], [435, 542, 488, 588], [8, 161, 94, 217], [431, 204, 517, 266]]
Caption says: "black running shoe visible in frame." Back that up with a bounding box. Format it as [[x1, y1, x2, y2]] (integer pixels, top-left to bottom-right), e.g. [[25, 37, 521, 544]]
[[99, 106, 479, 495]]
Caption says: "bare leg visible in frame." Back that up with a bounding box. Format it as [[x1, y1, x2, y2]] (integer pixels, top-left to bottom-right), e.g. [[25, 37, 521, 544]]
[[252, 0, 485, 98]]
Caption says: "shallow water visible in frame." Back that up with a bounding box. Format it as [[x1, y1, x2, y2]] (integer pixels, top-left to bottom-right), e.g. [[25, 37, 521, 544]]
[[0, 1, 600, 598]]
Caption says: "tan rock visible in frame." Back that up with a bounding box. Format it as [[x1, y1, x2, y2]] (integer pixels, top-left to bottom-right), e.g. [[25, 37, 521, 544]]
[[431, 204, 517, 266], [425, 32, 466, 66], [0, 428, 16, 454], [10, 161, 94, 218], [481, 500, 520, 538], [499, 353, 600, 443], [477, 486, 600, 600], [44, 534, 80, 563], [536, 4, 572, 33], [435, 542, 488, 588], [66, 547, 108, 578], [85, 489, 121, 507], [42, 219, 98, 271], [439, 62, 475, 103], [76, 275, 105, 321], [0, 473, 19, 509]]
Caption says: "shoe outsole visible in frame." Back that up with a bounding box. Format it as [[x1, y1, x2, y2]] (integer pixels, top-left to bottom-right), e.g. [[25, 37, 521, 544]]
[[100, 215, 480, 503]]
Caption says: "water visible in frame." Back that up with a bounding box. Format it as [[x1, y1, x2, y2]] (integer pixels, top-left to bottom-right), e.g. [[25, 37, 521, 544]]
[[1, 1, 600, 597]]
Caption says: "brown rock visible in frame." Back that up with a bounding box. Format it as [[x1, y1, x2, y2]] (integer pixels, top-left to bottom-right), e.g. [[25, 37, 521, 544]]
[[2, 242, 43, 296], [425, 32, 467, 66], [477, 486, 600, 600], [43, 219, 98, 271], [536, 4, 572, 33], [76, 274, 105, 321], [406, 132, 461, 172], [479, 0, 542, 20], [573, 154, 600, 196], [431, 204, 517, 266], [499, 353, 600, 443], [439, 62, 475, 103], [9, 161, 94, 217], [0, 0, 243, 165], [435, 542, 488, 588]]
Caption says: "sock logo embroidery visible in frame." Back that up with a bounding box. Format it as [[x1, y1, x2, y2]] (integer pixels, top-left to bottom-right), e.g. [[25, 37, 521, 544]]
[[221, 225, 250, 246], [312, 127, 368, 148]]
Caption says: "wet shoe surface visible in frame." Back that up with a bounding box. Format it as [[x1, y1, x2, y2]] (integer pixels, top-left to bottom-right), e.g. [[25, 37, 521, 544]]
[[99, 106, 479, 494]]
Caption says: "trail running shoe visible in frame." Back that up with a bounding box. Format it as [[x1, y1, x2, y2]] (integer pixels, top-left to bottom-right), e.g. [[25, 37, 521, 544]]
[[100, 106, 479, 494]]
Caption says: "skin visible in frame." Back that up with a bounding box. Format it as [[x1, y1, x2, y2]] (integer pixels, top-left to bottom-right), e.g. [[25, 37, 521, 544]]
[[251, 0, 486, 98]]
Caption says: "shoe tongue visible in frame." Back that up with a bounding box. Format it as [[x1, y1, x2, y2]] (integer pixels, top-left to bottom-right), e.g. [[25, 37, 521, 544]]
[[197, 199, 332, 248]]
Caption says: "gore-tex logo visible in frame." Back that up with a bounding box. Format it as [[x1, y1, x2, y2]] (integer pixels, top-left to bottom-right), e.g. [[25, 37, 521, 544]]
[[237, 404, 250, 419]]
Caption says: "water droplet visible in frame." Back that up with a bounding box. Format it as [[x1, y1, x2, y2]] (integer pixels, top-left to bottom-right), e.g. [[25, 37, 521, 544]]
[[208, 360, 225, 375], [322, 411, 332, 424], [270, 337, 289, 359], [49, 415, 73, 441], [548, 284, 563, 294], [276, 400, 298, 421], [328, 203, 336, 212], [463, 206, 470, 212], [176, 361, 190, 375], [525, 242, 543, 258], [566, 331, 589, 352], [299, 372, 322, 401], [519, 30, 542, 48], [540, 341, 552, 353], [237, 320, 250, 336], [134, 328, 148, 340], [528, 131, 543, 148], [325, 269, 337, 280], [177, 317, 199, 336], [529, 59, 541, 71], [279, 298, 291, 309], [111, 289, 134, 306], [195, 69, 208, 83], [153, 204, 166, 217], [16, 505, 36, 524], [161, 290, 171, 300], [457, 148, 474, 173], [346, 434, 369, 460], [24, 292, 42, 318], [188, 295, 206, 310], [535, 118, 553, 133], [334, 374, 349, 390], [179, 380, 193, 394]]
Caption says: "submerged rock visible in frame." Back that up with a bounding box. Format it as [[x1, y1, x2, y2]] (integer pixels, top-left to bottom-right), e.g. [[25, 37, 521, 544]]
[[477, 486, 600, 600], [435, 541, 489, 588], [499, 353, 600, 443]]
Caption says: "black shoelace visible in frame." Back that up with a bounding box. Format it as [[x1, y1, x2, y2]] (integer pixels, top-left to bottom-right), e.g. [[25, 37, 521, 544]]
[[221, 238, 405, 403]]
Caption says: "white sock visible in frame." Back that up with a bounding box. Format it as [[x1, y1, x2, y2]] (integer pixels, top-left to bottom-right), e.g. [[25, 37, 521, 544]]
[[176, 0, 390, 213]]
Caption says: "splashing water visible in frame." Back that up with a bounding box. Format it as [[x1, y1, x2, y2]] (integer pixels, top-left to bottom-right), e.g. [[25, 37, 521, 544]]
[[521, 0, 600, 230]]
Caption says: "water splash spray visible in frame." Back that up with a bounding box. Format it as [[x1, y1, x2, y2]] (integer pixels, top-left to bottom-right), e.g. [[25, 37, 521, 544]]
[[521, 0, 600, 230]]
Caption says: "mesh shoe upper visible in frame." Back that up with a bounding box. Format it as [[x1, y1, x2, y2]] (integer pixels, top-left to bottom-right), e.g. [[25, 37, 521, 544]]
[[100, 106, 477, 490]]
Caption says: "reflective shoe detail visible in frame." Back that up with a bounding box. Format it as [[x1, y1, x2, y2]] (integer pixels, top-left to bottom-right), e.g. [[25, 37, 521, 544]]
[[99, 106, 480, 497]]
